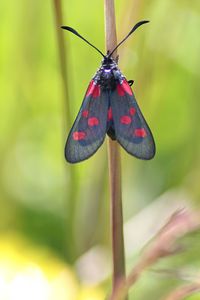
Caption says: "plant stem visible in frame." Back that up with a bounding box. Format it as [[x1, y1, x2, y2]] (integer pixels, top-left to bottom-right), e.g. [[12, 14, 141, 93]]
[[53, 0, 77, 263], [104, 0, 126, 297], [163, 283, 200, 300], [108, 141, 126, 286], [53, 0, 71, 129]]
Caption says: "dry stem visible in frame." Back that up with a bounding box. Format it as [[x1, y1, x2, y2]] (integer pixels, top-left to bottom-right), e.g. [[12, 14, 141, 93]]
[[104, 0, 126, 296]]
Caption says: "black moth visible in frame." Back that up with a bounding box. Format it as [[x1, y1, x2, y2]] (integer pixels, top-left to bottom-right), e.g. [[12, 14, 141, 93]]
[[61, 21, 155, 163]]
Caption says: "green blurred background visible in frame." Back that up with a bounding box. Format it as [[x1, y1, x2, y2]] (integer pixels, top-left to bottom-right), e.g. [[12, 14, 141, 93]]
[[0, 0, 200, 299]]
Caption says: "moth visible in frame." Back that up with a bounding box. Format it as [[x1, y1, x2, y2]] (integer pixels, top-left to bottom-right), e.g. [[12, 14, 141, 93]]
[[61, 21, 155, 163]]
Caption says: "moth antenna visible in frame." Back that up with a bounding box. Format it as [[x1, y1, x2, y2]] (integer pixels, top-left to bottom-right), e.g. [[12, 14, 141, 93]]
[[61, 26, 105, 58], [108, 20, 150, 58]]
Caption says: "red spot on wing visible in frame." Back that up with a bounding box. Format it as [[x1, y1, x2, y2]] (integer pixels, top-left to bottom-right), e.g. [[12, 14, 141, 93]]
[[129, 107, 136, 116], [92, 85, 101, 98], [117, 79, 133, 96], [82, 110, 89, 118], [73, 131, 86, 141], [117, 83, 125, 96], [86, 81, 94, 97], [120, 115, 132, 125], [134, 128, 147, 138], [88, 117, 99, 127], [107, 107, 113, 121], [86, 80, 100, 98], [122, 79, 133, 95]]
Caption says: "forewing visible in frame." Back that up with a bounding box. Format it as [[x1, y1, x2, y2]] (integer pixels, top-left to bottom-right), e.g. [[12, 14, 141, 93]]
[[65, 80, 109, 163], [110, 79, 155, 159]]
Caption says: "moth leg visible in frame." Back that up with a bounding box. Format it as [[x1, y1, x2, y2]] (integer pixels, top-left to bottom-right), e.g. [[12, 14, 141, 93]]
[[128, 80, 134, 86]]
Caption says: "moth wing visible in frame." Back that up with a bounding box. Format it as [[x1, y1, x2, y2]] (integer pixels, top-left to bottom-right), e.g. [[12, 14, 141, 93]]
[[110, 79, 155, 159], [65, 80, 109, 163]]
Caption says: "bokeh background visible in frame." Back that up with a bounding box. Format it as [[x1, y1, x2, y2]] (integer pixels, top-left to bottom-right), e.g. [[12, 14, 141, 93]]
[[1, 0, 200, 299]]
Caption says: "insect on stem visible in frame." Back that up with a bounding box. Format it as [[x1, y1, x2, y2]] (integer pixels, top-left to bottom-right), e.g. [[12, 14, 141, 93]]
[[61, 19, 155, 162]]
